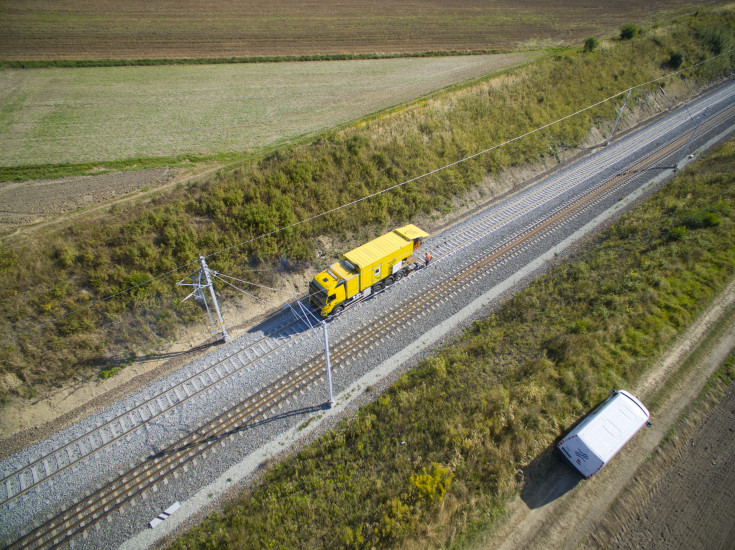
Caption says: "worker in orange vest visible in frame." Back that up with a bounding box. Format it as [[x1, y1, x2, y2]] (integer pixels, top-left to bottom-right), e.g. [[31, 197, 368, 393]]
[[425, 252, 432, 267]]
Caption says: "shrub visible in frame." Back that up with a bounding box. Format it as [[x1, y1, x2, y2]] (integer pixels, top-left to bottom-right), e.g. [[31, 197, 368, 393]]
[[620, 23, 641, 40], [697, 25, 732, 55], [98, 367, 120, 380], [665, 51, 685, 69], [667, 225, 688, 241], [681, 210, 722, 229], [583, 36, 600, 53], [410, 463, 453, 504]]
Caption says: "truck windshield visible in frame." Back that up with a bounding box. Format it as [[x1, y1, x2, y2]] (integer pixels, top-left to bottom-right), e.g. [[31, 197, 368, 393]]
[[309, 281, 327, 307], [341, 259, 357, 272]]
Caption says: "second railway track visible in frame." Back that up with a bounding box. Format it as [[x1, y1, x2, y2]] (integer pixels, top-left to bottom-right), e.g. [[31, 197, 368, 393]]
[[4, 82, 735, 550]]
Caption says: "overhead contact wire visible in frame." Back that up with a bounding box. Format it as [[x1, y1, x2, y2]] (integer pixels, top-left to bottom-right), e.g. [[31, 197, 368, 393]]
[[12, 47, 734, 339]]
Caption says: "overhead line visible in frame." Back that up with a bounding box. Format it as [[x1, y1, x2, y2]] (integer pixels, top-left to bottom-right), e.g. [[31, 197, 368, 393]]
[[12, 47, 734, 339]]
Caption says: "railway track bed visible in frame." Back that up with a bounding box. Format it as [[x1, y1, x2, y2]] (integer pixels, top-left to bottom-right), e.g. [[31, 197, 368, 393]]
[[3, 81, 735, 550]]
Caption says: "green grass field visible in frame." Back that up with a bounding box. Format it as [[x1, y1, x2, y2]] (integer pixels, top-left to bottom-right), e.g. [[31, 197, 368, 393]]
[[0, 54, 532, 167]]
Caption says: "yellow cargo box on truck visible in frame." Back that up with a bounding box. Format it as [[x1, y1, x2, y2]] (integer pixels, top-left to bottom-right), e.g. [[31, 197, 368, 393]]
[[309, 224, 429, 316]]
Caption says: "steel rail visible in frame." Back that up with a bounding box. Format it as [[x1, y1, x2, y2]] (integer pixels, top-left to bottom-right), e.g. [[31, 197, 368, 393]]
[[8, 355, 325, 550], [8, 99, 735, 550], [0, 316, 309, 507]]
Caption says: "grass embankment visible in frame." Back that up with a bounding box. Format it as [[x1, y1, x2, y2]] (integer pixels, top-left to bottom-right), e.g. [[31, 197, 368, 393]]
[[170, 134, 735, 549], [0, 10, 734, 400]]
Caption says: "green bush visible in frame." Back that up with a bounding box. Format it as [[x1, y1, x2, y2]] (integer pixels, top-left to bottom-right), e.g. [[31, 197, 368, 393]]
[[98, 367, 120, 380], [681, 210, 721, 229], [696, 25, 732, 55], [667, 225, 688, 241], [583, 36, 600, 53], [665, 51, 685, 69], [620, 23, 641, 40]]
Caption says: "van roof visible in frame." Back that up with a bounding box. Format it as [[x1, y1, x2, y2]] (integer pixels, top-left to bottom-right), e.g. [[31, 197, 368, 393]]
[[576, 391, 650, 462]]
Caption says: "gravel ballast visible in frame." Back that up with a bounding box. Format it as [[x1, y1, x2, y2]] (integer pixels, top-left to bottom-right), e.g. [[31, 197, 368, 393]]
[[2, 81, 735, 550]]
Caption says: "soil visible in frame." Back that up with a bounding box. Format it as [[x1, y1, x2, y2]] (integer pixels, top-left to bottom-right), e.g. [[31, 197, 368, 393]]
[[593, 384, 735, 550], [0, 1, 701, 60], [474, 278, 735, 550], [0, 163, 239, 237]]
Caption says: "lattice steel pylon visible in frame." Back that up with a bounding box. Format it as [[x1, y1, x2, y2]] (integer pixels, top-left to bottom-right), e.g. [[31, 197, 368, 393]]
[[177, 256, 230, 342]]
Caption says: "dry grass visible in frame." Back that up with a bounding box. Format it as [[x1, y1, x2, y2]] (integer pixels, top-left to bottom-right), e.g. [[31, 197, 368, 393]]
[[171, 139, 735, 550], [0, 0, 711, 61]]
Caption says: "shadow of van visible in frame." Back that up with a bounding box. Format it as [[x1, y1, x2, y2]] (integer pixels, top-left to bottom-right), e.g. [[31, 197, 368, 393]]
[[519, 392, 620, 508], [519, 440, 583, 509]]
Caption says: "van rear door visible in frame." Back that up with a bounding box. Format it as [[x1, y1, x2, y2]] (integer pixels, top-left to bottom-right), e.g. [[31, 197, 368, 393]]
[[557, 434, 605, 478]]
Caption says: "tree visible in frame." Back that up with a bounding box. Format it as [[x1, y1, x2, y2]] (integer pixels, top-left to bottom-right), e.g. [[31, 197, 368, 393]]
[[583, 36, 600, 52], [620, 23, 641, 40]]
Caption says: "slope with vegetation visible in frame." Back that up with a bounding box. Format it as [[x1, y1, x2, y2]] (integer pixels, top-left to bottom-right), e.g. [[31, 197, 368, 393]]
[[0, 9, 734, 405]]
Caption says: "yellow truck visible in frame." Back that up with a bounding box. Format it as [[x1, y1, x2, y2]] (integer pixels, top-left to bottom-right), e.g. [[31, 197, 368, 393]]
[[309, 224, 429, 316]]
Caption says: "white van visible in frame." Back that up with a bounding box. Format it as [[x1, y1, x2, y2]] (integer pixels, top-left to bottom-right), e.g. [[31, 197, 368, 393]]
[[557, 389, 650, 478]]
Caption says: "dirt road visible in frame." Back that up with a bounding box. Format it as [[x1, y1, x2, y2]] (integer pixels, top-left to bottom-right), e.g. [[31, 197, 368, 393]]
[[598, 383, 735, 550], [478, 278, 735, 550]]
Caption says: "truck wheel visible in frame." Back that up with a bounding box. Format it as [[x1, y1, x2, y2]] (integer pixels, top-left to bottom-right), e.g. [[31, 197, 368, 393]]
[[385, 276, 394, 286], [332, 305, 344, 315], [394, 271, 404, 282], [373, 282, 384, 292]]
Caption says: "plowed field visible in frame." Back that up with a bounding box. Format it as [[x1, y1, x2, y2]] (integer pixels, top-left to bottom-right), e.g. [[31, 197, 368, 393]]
[[0, 0, 710, 60]]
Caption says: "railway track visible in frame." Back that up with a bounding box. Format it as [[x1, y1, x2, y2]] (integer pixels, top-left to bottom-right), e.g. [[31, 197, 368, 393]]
[[5, 86, 735, 550], [0, 315, 311, 507], [4, 85, 729, 514], [428, 93, 733, 260]]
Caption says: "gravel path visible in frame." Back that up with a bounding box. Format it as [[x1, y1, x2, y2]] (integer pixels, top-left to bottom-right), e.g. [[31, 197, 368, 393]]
[[0, 168, 174, 231]]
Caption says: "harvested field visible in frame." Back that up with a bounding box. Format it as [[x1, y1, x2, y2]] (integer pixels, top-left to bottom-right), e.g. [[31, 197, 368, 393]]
[[0, 167, 174, 232], [0, 0, 713, 61], [596, 382, 735, 550], [0, 53, 531, 167]]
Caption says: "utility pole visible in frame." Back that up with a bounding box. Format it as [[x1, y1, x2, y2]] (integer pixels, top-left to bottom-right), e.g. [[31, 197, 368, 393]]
[[177, 257, 229, 342], [606, 88, 632, 146], [677, 106, 709, 168], [199, 256, 229, 342], [322, 320, 334, 408], [286, 299, 334, 408]]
